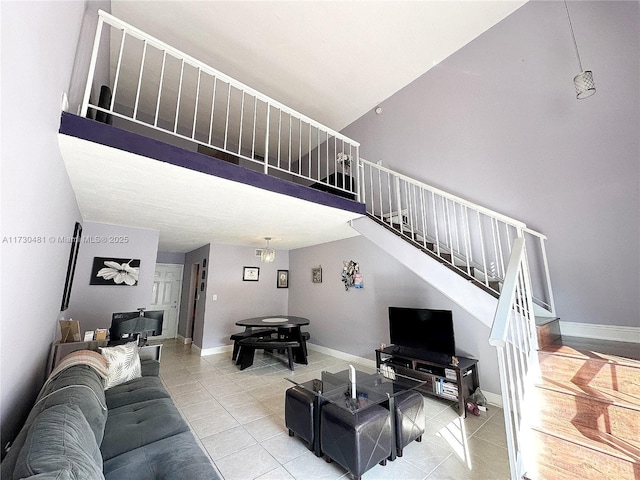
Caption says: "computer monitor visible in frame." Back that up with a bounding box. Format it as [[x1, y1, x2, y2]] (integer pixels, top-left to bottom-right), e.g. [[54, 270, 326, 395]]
[[110, 310, 163, 346]]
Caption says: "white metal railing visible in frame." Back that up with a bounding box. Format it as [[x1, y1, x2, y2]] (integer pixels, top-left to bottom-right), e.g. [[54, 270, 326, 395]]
[[80, 10, 359, 196], [358, 159, 555, 314], [489, 237, 540, 480]]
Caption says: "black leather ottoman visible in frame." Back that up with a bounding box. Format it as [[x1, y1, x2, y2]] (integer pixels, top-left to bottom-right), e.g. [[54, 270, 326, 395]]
[[285, 386, 316, 450], [393, 390, 425, 457], [320, 403, 392, 480]]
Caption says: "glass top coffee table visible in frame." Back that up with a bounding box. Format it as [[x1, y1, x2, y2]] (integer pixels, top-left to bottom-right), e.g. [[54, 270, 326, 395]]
[[287, 367, 425, 460]]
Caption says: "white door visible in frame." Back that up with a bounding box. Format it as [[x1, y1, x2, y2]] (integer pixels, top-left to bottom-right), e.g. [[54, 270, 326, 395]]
[[150, 263, 184, 340]]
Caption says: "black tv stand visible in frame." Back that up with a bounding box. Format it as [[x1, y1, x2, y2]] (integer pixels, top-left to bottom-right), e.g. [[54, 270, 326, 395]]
[[376, 345, 479, 417]]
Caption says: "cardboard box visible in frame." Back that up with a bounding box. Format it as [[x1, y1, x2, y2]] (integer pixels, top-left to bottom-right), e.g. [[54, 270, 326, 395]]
[[59, 320, 81, 343]]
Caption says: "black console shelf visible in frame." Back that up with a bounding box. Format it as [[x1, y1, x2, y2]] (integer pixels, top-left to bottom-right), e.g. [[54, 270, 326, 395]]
[[375, 346, 479, 417]]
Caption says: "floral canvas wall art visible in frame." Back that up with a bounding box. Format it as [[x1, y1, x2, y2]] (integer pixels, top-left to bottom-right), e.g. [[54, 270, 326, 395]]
[[90, 257, 140, 286]]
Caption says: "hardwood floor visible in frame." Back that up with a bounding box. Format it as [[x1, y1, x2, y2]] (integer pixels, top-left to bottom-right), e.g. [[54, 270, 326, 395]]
[[527, 320, 640, 480]]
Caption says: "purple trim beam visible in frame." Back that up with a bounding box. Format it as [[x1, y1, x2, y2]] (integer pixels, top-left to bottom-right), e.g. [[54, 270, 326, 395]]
[[59, 113, 365, 215]]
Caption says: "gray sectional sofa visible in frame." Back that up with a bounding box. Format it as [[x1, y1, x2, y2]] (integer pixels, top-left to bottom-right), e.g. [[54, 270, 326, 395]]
[[1, 356, 220, 480]]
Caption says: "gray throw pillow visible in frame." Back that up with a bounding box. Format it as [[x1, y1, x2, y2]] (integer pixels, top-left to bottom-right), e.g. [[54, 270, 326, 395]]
[[13, 404, 104, 480]]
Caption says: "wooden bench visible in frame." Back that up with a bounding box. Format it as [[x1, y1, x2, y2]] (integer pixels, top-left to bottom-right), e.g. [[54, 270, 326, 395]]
[[236, 337, 301, 371], [277, 328, 310, 361], [230, 328, 277, 361]]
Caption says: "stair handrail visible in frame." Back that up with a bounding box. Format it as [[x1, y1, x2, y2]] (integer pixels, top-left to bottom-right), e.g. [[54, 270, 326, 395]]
[[358, 158, 526, 228], [80, 10, 360, 195], [489, 237, 539, 480], [358, 158, 555, 315]]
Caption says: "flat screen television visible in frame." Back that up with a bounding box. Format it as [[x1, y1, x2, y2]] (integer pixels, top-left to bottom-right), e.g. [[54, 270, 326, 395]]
[[110, 310, 163, 346], [388, 307, 455, 362]]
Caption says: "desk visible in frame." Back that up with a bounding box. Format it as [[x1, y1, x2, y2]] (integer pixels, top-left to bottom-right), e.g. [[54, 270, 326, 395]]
[[235, 316, 310, 364]]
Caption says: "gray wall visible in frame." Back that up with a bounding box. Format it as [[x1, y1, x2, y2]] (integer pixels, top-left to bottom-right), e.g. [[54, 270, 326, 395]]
[[289, 236, 501, 395], [157, 250, 186, 264], [180, 244, 210, 345], [0, 0, 86, 448], [65, 222, 160, 333], [202, 244, 289, 350], [342, 1, 639, 328]]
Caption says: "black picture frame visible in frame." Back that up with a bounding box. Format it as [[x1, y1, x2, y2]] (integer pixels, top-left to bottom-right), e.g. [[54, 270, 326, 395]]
[[277, 270, 289, 288], [312, 267, 322, 284], [243, 266, 260, 281], [90, 257, 140, 286], [60, 222, 82, 311]]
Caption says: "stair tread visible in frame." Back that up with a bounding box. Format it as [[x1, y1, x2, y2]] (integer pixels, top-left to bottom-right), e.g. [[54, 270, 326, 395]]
[[552, 336, 640, 361], [530, 416, 640, 463], [537, 377, 640, 410], [535, 316, 560, 326], [539, 342, 640, 367]]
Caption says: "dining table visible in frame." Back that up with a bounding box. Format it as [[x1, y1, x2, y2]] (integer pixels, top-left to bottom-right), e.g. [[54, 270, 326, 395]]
[[235, 316, 310, 364]]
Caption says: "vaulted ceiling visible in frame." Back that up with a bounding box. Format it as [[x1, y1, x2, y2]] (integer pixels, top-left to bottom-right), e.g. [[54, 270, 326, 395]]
[[111, 1, 526, 131]]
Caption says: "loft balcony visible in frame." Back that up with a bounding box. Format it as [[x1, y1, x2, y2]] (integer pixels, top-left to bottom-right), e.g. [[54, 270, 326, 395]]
[[60, 10, 366, 252]]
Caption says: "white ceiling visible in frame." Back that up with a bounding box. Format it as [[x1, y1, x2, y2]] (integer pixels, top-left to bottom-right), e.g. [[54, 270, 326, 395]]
[[59, 134, 363, 252], [110, 1, 526, 131], [64, 1, 527, 253]]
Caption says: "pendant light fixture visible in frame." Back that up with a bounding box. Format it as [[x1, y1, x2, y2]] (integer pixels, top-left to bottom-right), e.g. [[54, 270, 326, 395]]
[[260, 237, 275, 263], [564, 1, 595, 99]]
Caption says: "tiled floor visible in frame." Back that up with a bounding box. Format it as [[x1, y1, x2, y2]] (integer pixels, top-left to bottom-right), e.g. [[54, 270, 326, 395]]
[[155, 339, 510, 479]]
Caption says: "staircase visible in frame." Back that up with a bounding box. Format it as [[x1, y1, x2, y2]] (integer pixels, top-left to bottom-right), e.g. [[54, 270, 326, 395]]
[[527, 318, 640, 480]]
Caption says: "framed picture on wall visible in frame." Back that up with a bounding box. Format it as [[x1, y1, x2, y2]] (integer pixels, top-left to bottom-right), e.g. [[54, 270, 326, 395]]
[[243, 266, 260, 281], [312, 267, 322, 284], [60, 222, 82, 310], [277, 270, 289, 288], [90, 257, 140, 286]]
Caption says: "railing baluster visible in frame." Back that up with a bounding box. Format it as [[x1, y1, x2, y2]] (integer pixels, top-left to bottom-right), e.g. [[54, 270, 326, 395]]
[[223, 83, 231, 150], [110, 28, 127, 113], [173, 60, 185, 134], [288, 113, 292, 171], [238, 91, 245, 155], [443, 198, 453, 263], [451, 200, 460, 256], [251, 96, 257, 160], [207, 76, 217, 145], [154, 51, 167, 127], [316, 127, 322, 180], [133, 40, 148, 120], [263, 101, 270, 174], [419, 187, 427, 249], [462, 206, 472, 276], [191, 68, 202, 140], [431, 192, 440, 256], [298, 120, 302, 175], [81, 15, 105, 117], [307, 124, 312, 179], [477, 212, 489, 287], [277, 108, 282, 169]]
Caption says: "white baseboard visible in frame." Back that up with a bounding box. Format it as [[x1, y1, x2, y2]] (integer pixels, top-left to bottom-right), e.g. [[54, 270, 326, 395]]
[[306, 343, 377, 369], [200, 344, 233, 356], [484, 391, 503, 408], [177, 334, 192, 345], [307, 343, 502, 407], [559, 321, 640, 343]]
